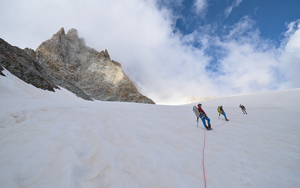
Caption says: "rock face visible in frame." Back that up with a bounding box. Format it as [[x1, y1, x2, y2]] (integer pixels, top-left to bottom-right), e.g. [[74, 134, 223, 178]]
[[0, 38, 58, 92], [35, 28, 154, 104]]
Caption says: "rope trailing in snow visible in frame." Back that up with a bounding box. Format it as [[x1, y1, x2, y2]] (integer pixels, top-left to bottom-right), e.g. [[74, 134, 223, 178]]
[[202, 127, 207, 188], [202, 121, 227, 188], [212, 121, 226, 128]]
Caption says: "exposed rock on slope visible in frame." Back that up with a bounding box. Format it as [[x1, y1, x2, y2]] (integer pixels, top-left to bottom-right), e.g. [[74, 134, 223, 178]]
[[36, 28, 154, 104], [0, 38, 58, 92], [0, 64, 5, 76]]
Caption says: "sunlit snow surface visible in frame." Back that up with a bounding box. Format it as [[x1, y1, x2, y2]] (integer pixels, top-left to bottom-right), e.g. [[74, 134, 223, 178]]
[[1, 69, 300, 188]]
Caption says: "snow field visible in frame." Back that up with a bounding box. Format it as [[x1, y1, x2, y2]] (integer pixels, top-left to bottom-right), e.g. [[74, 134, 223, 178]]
[[1, 69, 300, 188]]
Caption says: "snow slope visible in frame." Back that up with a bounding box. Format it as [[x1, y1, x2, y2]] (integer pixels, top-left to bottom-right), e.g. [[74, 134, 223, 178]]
[[1, 69, 300, 188]]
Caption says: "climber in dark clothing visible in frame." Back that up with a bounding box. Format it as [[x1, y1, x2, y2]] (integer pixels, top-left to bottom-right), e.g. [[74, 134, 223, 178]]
[[239, 104, 247, 114]]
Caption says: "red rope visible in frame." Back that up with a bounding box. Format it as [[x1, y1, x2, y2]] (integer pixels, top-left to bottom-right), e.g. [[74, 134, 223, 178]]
[[212, 121, 226, 128], [202, 128, 207, 188], [202, 121, 226, 188]]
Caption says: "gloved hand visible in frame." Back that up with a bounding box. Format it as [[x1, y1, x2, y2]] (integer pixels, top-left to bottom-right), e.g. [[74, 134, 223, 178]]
[[197, 117, 199, 122]]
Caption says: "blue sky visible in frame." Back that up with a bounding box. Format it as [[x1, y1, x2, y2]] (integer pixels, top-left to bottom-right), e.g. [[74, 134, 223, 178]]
[[171, 0, 300, 45], [0, 0, 300, 104]]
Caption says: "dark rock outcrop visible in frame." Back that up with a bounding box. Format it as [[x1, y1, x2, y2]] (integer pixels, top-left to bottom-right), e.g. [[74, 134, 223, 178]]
[[0, 64, 5, 76], [0, 38, 58, 92]]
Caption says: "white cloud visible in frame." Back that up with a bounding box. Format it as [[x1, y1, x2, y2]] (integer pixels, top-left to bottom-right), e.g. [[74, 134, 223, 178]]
[[202, 17, 300, 96], [224, 0, 243, 18], [205, 17, 284, 95], [279, 20, 300, 89], [193, 0, 208, 17]]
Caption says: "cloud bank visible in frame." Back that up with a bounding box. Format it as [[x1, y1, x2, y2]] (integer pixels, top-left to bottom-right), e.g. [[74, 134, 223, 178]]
[[0, 0, 299, 104]]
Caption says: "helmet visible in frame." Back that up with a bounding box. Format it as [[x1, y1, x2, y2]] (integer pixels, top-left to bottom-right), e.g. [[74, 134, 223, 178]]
[[198, 103, 202, 107]]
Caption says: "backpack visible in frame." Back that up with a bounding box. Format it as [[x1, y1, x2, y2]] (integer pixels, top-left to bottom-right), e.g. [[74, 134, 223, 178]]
[[217, 106, 222, 114], [193, 106, 200, 117]]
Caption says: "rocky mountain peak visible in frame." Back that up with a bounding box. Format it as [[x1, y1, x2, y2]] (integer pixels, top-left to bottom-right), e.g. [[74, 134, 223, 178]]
[[66, 28, 78, 39], [53, 27, 65, 37], [34, 28, 154, 104], [50, 27, 66, 44]]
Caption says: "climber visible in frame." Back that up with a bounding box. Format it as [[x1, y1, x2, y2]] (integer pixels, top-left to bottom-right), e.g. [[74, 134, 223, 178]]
[[197, 104, 212, 130], [217, 106, 229, 121], [239, 104, 247, 114]]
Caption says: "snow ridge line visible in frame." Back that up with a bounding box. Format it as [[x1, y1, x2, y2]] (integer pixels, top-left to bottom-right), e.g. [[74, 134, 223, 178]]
[[202, 121, 227, 188]]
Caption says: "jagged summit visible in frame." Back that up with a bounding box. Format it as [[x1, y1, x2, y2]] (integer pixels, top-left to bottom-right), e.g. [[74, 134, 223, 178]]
[[35, 28, 155, 104], [66, 28, 78, 37], [53, 27, 65, 37]]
